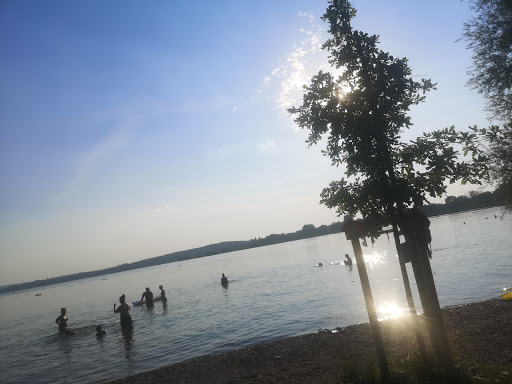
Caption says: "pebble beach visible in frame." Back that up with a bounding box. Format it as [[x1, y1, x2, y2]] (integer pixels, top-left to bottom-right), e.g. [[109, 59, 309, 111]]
[[104, 298, 512, 383]]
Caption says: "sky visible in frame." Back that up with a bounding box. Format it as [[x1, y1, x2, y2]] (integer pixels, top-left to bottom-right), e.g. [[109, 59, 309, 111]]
[[0, 0, 493, 286]]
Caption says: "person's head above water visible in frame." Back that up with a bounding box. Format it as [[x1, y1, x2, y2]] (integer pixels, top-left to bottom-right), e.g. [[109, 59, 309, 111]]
[[345, 254, 351, 259], [119, 294, 126, 304], [222, 273, 225, 277], [96, 325, 102, 332], [159, 285, 163, 289], [61, 308, 66, 314], [146, 287, 150, 291]]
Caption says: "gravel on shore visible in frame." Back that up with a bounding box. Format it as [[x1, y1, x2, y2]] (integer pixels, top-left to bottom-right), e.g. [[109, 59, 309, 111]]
[[105, 298, 511, 383]]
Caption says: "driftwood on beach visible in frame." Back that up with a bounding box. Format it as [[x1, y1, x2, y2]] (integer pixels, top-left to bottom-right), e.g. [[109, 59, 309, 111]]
[[105, 298, 511, 384]]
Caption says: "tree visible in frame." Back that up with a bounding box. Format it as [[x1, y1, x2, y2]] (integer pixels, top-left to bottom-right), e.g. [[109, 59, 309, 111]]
[[461, 0, 512, 121], [461, 0, 512, 209], [288, 0, 488, 375], [472, 123, 512, 209], [288, 0, 487, 221], [445, 196, 456, 205]]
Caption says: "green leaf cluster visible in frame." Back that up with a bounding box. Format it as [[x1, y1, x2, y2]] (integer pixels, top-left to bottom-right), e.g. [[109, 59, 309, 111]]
[[288, 0, 488, 219]]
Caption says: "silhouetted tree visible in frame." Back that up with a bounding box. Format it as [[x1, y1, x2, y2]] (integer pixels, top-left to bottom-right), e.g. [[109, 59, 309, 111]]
[[288, 0, 491, 375], [472, 123, 512, 209], [461, 0, 512, 121], [288, 0, 487, 219], [460, 0, 512, 209]]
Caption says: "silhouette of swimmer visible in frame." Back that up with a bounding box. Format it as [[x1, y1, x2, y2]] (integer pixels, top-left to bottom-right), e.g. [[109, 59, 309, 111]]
[[96, 325, 107, 338], [55, 308, 76, 335], [114, 294, 132, 328], [344, 254, 353, 266], [159, 285, 167, 304], [221, 273, 228, 287], [55, 308, 68, 333], [140, 287, 154, 308]]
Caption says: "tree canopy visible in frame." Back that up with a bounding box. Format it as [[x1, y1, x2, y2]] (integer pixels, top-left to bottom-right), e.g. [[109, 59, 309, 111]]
[[461, 0, 512, 210], [472, 123, 512, 209], [461, 0, 512, 121], [289, 0, 487, 220]]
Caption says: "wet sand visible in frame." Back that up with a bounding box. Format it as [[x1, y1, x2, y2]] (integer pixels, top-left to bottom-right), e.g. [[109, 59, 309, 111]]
[[104, 298, 511, 383]]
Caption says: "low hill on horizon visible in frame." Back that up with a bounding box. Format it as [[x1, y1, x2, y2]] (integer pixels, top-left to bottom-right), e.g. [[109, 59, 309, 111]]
[[1, 189, 505, 294]]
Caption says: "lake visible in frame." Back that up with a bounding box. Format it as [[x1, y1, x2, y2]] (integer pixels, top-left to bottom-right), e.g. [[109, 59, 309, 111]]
[[0, 207, 510, 384]]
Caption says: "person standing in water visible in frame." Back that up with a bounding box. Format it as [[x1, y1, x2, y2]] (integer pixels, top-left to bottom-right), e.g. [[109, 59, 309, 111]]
[[140, 287, 154, 308], [114, 294, 132, 328], [159, 285, 167, 305], [221, 273, 228, 287], [55, 308, 68, 333], [344, 254, 353, 266]]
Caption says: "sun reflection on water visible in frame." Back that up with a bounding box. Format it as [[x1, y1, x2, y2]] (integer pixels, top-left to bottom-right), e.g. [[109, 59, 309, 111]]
[[377, 302, 408, 321], [362, 251, 387, 268]]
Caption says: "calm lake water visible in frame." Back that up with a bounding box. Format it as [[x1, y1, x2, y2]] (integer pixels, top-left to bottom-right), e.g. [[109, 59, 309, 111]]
[[0, 207, 510, 384]]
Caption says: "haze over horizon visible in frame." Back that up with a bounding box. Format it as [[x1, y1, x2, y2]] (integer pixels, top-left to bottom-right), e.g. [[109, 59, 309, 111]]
[[0, 0, 493, 286]]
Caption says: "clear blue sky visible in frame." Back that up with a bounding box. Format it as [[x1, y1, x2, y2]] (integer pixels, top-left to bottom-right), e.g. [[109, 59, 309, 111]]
[[0, 0, 491, 285]]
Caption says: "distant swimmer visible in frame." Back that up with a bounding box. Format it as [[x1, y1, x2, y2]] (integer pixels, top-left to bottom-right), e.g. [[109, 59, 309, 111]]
[[159, 285, 167, 304], [96, 325, 107, 338], [55, 308, 68, 333], [221, 273, 228, 287], [140, 287, 154, 308], [114, 294, 132, 328], [344, 254, 353, 266]]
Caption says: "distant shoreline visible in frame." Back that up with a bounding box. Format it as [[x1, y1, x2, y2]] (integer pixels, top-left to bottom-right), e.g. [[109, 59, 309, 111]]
[[1, 203, 505, 294]]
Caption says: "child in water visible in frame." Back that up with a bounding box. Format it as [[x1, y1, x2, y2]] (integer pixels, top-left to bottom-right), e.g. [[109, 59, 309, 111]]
[[96, 325, 107, 338]]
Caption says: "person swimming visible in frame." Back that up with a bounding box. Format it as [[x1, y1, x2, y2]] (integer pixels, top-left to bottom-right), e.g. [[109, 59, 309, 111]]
[[344, 254, 353, 266], [55, 308, 68, 333], [96, 325, 107, 338], [159, 285, 167, 304], [140, 287, 154, 308], [114, 294, 132, 328]]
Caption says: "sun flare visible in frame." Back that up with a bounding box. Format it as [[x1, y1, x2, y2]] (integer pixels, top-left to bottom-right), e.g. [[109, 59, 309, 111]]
[[378, 302, 406, 321]]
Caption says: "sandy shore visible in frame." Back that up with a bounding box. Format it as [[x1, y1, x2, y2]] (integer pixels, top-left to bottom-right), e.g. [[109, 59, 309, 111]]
[[105, 298, 511, 383]]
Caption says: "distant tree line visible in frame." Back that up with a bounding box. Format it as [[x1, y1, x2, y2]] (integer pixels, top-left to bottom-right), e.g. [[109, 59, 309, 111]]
[[420, 189, 505, 216], [0, 190, 505, 294], [242, 222, 344, 249]]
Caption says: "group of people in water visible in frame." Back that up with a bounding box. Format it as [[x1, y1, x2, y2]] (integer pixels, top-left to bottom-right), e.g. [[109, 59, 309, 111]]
[[56, 276, 231, 335], [56, 284, 170, 335]]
